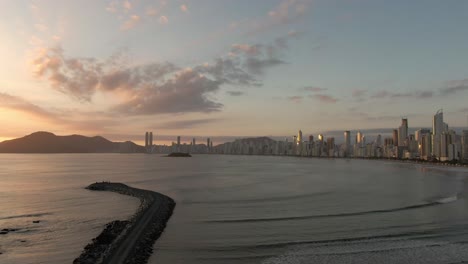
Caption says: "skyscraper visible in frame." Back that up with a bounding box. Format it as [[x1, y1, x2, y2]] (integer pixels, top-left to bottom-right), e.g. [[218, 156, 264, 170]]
[[344, 131, 351, 156], [327, 137, 335, 157], [432, 109, 444, 159], [149, 132, 153, 147], [145, 132, 149, 148], [297, 130, 303, 155], [393, 129, 398, 147], [356, 131, 363, 147], [398, 118, 408, 146], [462, 130, 468, 162], [433, 109, 444, 135]]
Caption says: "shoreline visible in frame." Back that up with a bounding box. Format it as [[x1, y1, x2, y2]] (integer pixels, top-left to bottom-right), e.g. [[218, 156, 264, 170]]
[[73, 182, 176, 264]]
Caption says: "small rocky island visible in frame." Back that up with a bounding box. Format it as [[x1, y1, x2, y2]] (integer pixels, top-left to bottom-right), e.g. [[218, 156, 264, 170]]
[[166, 152, 192, 157], [73, 182, 175, 264]]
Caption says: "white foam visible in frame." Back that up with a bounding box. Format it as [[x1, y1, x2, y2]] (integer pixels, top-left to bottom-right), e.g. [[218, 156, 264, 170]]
[[436, 195, 458, 204]]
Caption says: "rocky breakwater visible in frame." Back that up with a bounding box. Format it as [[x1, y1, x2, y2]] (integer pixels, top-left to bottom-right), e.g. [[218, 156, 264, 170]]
[[74, 182, 176, 264]]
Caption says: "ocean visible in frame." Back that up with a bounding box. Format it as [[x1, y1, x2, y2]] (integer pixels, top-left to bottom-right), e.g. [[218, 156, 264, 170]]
[[0, 154, 468, 264]]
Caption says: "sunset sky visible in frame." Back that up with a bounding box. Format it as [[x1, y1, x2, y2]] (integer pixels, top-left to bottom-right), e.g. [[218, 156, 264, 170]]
[[1, 0, 468, 144]]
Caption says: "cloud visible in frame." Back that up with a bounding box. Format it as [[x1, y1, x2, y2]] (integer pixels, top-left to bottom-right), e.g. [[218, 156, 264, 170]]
[[226, 91, 245, 96], [123, 1, 132, 11], [440, 79, 468, 95], [303, 86, 327, 92], [288, 95, 303, 103], [0, 93, 119, 132], [0, 92, 58, 121], [309, 94, 338, 104], [34, 23, 48, 32], [106, 1, 118, 13], [146, 7, 158, 16], [352, 89, 366, 97], [156, 118, 219, 129], [159, 15, 169, 25], [370, 90, 433, 99], [112, 68, 224, 114], [33, 33, 293, 115], [228, 32, 298, 75], [246, 0, 313, 35], [180, 4, 189, 13], [121, 15, 141, 30]]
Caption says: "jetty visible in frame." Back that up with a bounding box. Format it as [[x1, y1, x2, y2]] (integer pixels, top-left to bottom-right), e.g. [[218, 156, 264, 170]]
[[73, 182, 175, 264]]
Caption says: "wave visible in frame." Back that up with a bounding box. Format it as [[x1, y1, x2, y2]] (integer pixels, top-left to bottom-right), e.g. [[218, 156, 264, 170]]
[[186, 192, 332, 205], [0, 212, 52, 220], [206, 195, 458, 224]]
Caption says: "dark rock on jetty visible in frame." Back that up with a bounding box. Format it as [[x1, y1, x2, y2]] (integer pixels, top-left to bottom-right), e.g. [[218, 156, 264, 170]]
[[166, 152, 192, 157], [73, 182, 176, 264]]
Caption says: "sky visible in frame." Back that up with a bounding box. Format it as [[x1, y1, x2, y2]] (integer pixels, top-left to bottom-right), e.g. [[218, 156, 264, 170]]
[[0, 0, 468, 145]]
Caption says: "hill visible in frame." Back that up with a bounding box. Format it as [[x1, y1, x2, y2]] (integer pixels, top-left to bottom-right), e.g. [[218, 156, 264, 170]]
[[0, 132, 145, 153]]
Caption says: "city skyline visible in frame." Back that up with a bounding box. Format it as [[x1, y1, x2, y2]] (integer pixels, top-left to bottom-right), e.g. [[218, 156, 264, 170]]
[[1, 1, 468, 143]]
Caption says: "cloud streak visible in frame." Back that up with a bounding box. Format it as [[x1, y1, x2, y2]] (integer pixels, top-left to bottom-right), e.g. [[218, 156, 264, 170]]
[[440, 79, 468, 95], [246, 0, 313, 35], [226, 91, 245, 96], [155, 118, 220, 129], [370, 90, 433, 99], [309, 94, 338, 104]]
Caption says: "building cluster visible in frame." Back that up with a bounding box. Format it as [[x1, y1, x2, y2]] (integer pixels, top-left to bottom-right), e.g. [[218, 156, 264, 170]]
[[142, 109, 468, 163], [211, 109, 468, 163], [144, 132, 214, 154]]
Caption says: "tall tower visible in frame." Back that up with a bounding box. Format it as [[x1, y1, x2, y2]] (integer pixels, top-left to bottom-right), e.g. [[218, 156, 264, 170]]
[[149, 132, 153, 147], [145, 132, 149, 148], [344, 131, 351, 156], [207, 138, 211, 153], [398, 118, 408, 146], [393, 129, 398, 147], [177, 136, 181, 152], [433, 109, 444, 136], [432, 109, 444, 159], [356, 131, 363, 147], [297, 130, 303, 155]]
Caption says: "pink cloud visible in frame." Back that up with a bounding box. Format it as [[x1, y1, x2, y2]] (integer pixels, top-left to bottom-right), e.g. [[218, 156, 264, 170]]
[[310, 94, 338, 104]]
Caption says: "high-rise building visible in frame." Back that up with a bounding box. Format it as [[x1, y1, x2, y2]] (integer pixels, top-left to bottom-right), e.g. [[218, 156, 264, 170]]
[[344, 131, 351, 156], [207, 138, 211, 153], [432, 109, 446, 159], [393, 129, 398, 146], [376, 134, 382, 147], [421, 133, 432, 160], [297, 130, 303, 155], [149, 132, 153, 147], [415, 129, 430, 143], [433, 109, 444, 136], [145, 132, 149, 148], [356, 131, 363, 147], [327, 137, 335, 157], [398, 118, 408, 146], [297, 130, 303, 143], [462, 130, 468, 162]]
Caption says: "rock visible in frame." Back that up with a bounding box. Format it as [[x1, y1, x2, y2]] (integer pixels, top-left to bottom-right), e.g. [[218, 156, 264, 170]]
[[0, 231, 7, 235], [33, 220, 40, 223]]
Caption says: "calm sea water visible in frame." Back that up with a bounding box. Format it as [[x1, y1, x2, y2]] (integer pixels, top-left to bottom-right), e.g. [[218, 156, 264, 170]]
[[1, 154, 468, 264]]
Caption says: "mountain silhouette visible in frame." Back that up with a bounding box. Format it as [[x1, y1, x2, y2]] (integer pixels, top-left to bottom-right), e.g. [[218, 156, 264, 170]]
[[0, 132, 145, 153]]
